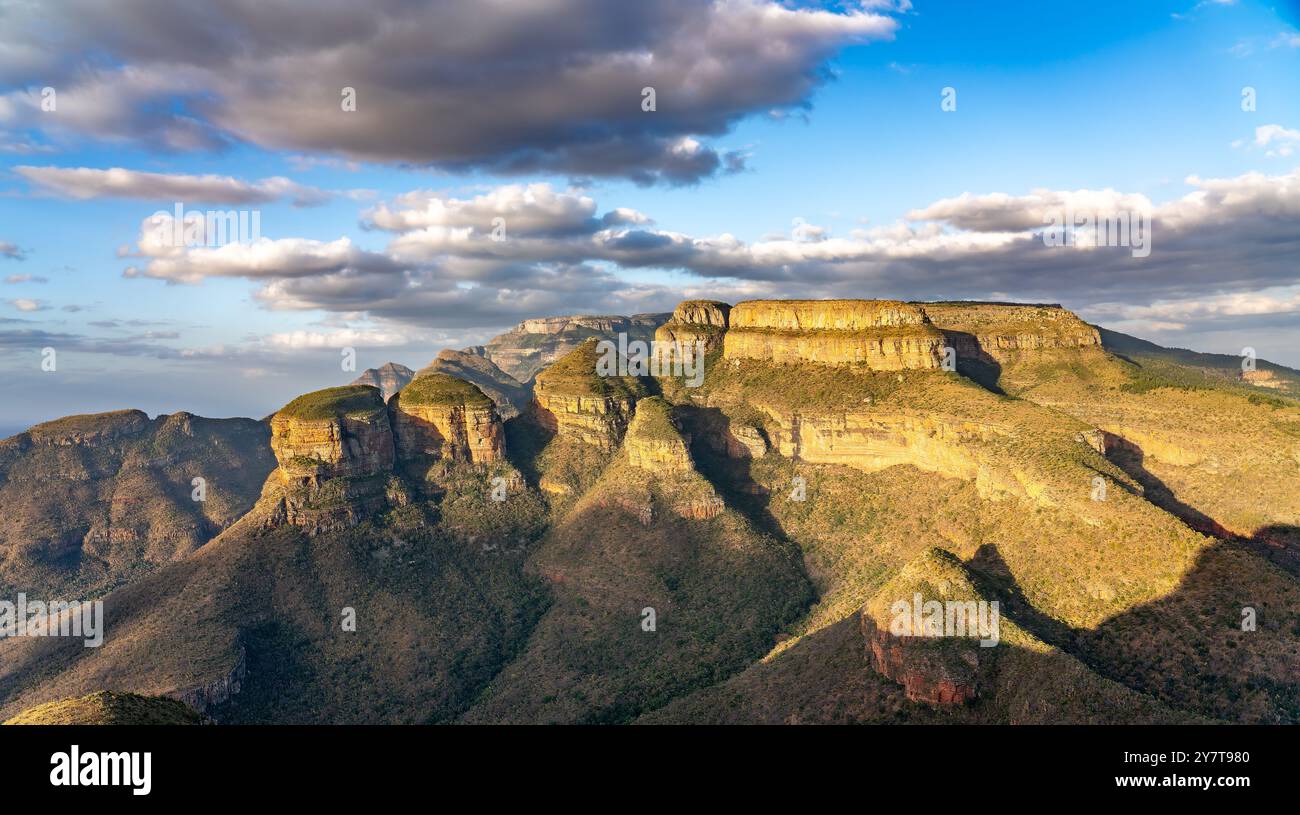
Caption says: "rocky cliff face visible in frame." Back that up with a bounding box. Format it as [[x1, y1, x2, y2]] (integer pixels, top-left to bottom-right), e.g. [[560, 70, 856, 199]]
[[389, 373, 505, 466], [173, 644, 246, 714], [723, 300, 946, 370], [919, 302, 1102, 360], [350, 362, 415, 400], [481, 312, 669, 382], [860, 548, 996, 706], [590, 396, 724, 523], [530, 339, 648, 453], [259, 376, 511, 531], [655, 300, 730, 357], [624, 397, 694, 474], [761, 410, 1008, 492], [262, 386, 398, 531]]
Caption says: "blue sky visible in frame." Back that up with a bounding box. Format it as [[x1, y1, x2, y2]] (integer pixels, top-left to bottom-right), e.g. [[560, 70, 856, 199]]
[[2, 0, 1299, 429]]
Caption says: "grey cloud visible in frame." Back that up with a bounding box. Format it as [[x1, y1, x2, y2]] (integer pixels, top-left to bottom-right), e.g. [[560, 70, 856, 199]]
[[121, 170, 1300, 351], [0, 326, 184, 358], [0, 0, 899, 184], [16, 166, 331, 206]]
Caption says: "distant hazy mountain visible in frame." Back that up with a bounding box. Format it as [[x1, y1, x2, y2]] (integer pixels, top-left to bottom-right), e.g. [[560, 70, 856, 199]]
[[350, 362, 415, 399]]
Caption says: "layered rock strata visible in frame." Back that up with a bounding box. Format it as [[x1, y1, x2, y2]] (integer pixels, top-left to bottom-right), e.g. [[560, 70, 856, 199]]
[[723, 300, 946, 370], [263, 386, 397, 531], [530, 339, 648, 453], [259, 377, 508, 531], [654, 300, 731, 358], [918, 302, 1102, 360], [389, 373, 505, 465]]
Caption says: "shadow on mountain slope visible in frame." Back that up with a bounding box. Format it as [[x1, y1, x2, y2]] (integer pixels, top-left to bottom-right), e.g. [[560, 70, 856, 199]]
[[1103, 435, 1235, 539], [1103, 434, 1300, 580], [968, 540, 1300, 724], [647, 531, 1300, 724]]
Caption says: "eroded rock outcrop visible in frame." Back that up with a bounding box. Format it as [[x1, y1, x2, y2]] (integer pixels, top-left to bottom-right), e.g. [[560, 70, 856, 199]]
[[531, 339, 648, 452], [260, 385, 400, 532], [597, 397, 723, 522], [258, 375, 517, 530], [655, 299, 730, 358], [860, 548, 998, 706], [723, 300, 946, 370], [390, 373, 505, 466], [624, 397, 694, 474]]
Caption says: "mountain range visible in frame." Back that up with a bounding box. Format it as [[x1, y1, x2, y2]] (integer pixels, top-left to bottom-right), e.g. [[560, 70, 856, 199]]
[[1, 298, 1297, 724]]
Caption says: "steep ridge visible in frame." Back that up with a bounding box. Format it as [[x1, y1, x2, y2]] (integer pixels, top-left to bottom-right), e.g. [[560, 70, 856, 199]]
[[601, 396, 724, 522], [0, 410, 275, 598]]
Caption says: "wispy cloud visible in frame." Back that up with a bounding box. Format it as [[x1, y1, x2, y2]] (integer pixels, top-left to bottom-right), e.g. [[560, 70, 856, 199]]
[[15, 166, 331, 206]]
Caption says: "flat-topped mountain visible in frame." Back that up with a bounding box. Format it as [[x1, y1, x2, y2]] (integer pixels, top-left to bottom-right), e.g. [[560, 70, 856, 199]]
[[724, 299, 946, 370], [3, 297, 1298, 726]]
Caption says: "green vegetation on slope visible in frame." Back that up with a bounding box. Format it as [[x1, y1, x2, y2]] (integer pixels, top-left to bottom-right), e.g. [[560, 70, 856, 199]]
[[4, 691, 202, 725], [396, 373, 494, 408], [279, 385, 386, 420]]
